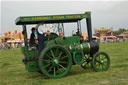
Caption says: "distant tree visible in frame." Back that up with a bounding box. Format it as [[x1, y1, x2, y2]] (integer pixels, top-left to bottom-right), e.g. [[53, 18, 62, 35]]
[[118, 28, 126, 33], [113, 28, 127, 36], [113, 31, 120, 36]]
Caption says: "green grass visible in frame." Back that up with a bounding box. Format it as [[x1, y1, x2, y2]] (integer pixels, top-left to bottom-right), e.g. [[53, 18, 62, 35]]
[[0, 42, 128, 85]]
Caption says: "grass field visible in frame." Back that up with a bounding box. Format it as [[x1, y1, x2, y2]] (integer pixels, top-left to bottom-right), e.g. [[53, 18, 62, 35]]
[[0, 42, 128, 85]]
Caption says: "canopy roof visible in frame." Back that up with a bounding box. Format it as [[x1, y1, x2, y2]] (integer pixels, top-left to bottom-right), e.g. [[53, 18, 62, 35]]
[[15, 12, 91, 25]]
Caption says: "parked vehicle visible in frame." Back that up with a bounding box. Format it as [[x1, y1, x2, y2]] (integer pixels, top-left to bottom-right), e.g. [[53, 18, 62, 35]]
[[15, 12, 110, 78]]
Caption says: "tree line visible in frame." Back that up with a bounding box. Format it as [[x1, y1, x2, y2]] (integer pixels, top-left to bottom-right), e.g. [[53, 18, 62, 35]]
[[113, 28, 128, 36]]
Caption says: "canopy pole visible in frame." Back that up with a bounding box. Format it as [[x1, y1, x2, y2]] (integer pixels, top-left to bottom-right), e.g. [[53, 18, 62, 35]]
[[62, 23, 65, 36], [78, 20, 82, 34], [86, 12, 92, 42], [77, 21, 80, 35], [22, 25, 28, 46]]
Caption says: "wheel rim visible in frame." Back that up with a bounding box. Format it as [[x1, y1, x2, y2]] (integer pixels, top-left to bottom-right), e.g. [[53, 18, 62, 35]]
[[92, 52, 110, 72], [39, 45, 72, 78]]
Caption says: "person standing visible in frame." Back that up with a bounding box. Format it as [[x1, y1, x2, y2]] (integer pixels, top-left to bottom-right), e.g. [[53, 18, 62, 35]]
[[36, 23, 48, 55], [29, 27, 36, 47]]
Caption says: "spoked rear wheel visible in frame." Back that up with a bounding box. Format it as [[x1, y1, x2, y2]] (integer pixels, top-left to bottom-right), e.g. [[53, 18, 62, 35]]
[[92, 52, 110, 72], [39, 45, 72, 78], [81, 55, 92, 69]]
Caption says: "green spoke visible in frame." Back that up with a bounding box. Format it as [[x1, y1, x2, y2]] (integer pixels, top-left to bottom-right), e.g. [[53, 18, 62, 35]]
[[82, 62, 87, 66], [95, 62, 98, 68], [54, 67, 56, 76], [43, 59, 51, 63], [100, 55, 102, 61], [60, 61, 67, 64], [102, 64, 104, 69], [101, 55, 103, 59], [59, 64, 66, 70], [57, 65, 59, 70], [58, 52, 63, 58], [95, 62, 97, 67], [45, 53, 52, 59], [84, 55, 88, 59], [55, 48, 59, 55], [103, 58, 107, 62], [103, 61, 107, 65], [101, 55, 104, 59], [99, 62, 100, 68], [98, 55, 100, 61], [96, 60, 102, 64], [50, 50, 55, 58], [96, 62, 99, 68], [88, 63, 91, 67], [45, 63, 51, 68], [48, 65, 54, 72], [102, 56, 106, 60], [60, 56, 68, 60], [96, 56, 99, 61]]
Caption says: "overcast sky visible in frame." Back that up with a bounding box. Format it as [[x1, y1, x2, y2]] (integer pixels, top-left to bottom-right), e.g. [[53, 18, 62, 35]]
[[1, 1, 128, 36]]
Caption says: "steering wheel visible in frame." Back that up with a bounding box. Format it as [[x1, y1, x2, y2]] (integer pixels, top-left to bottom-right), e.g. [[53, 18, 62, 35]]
[[45, 32, 58, 41]]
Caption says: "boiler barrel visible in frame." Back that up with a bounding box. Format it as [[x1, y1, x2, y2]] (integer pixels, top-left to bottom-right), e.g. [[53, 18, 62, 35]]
[[69, 42, 90, 54]]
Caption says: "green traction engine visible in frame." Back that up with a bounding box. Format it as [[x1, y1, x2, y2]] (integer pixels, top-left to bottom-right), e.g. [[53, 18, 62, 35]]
[[15, 12, 110, 78]]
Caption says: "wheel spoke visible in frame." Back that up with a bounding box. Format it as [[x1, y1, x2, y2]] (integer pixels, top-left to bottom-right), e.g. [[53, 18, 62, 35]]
[[82, 63, 85, 66], [54, 67, 56, 76], [43, 59, 51, 63], [45, 53, 52, 59], [60, 56, 68, 60], [58, 52, 63, 58], [45, 63, 51, 68], [102, 56, 106, 60], [59, 64, 66, 70], [100, 55, 102, 61], [95, 62, 99, 67], [101, 65, 103, 69], [55, 48, 59, 56], [98, 62, 100, 68], [96, 59, 102, 64], [98, 55, 100, 61], [103, 58, 107, 61], [50, 50, 55, 58], [84, 55, 88, 59], [102, 55, 104, 60], [60, 61, 67, 64], [87, 63, 91, 67], [48, 65, 54, 73], [103, 61, 107, 65], [57, 65, 59, 70]]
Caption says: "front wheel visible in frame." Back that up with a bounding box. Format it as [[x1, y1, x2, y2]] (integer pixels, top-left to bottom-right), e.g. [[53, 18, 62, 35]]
[[81, 55, 92, 69], [92, 52, 110, 72], [39, 45, 72, 78]]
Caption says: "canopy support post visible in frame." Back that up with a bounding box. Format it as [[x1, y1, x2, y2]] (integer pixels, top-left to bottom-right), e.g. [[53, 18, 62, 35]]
[[78, 20, 82, 34], [62, 23, 65, 36], [77, 21, 80, 35], [22, 25, 28, 46], [86, 12, 92, 42]]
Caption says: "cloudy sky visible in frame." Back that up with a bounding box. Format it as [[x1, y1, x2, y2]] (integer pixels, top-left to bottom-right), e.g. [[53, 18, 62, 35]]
[[1, 1, 128, 36]]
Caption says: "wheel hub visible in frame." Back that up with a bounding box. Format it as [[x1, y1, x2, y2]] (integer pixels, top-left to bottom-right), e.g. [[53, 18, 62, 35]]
[[54, 59, 59, 64], [101, 60, 104, 63], [52, 58, 59, 65]]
